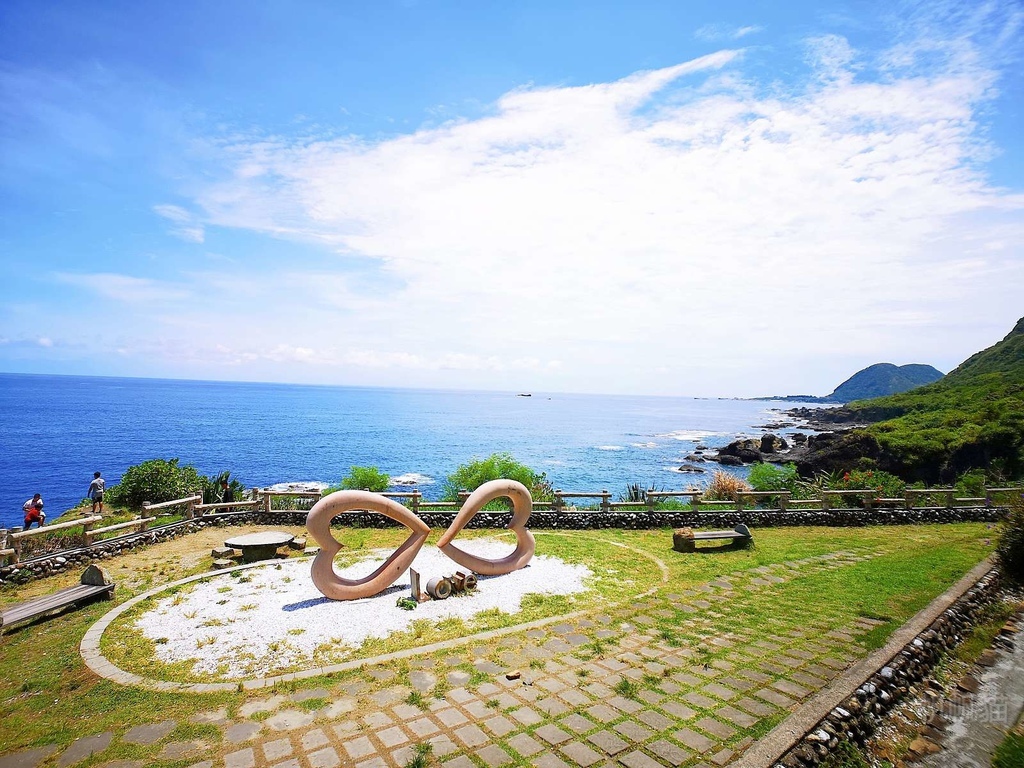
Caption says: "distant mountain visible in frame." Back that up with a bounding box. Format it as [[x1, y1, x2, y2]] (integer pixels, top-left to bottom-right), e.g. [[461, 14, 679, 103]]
[[826, 362, 944, 402], [795, 317, 1024, 482]]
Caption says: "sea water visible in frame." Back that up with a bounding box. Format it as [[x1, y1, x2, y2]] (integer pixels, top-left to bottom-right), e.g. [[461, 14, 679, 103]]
[[0, 373, 816, 528]]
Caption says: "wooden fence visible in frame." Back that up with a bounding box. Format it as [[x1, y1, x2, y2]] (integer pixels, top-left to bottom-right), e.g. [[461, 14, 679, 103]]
[[2, 485, 1020, 567]]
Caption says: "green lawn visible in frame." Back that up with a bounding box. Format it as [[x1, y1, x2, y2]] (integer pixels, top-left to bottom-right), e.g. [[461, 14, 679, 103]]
[[0, 522, 996, 758]]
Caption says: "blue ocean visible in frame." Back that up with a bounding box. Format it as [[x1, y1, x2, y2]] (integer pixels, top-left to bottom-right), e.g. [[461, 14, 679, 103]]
[[0, 373, 814, 529]]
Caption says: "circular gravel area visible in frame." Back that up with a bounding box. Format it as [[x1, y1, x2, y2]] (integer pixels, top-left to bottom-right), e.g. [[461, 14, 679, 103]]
[[132, 539, 591, 679]]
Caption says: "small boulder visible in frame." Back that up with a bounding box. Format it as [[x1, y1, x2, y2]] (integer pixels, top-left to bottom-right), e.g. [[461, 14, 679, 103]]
[[211, 547, 234, 559], [677, 465, 706, 473], [81, 564, 113, 586], [718, 455, 743, 466]]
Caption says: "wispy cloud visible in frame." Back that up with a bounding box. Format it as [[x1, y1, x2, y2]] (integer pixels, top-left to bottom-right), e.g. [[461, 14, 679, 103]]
[[695, 23, 763, 42], [153, 204, 205, 243], [55, 272, 193, 304]]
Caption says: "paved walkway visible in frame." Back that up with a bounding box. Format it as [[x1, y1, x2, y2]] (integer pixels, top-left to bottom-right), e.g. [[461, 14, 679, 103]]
[[2, 549, 889, 768]]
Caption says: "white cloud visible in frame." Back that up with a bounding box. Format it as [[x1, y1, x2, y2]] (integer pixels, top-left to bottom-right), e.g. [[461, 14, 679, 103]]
[[153, 204, 205, 243], [695, 24, 763, 41], [55, 272, 192, 304], [37, 337, 53, 347]]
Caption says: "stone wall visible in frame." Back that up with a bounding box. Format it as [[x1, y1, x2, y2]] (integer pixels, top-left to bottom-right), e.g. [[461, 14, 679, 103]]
[[774, 568, 1003, 768], [0, 505, 1007, 587]]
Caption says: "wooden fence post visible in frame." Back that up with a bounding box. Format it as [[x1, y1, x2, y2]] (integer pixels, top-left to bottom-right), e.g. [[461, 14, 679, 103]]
[[984, 488, 993, 508], [735, 494, 745, 513], [905, 490, 914, 509], [12, 526, 23, 564], [601, 490, 611, 514], [411, 491, 420, 517], [264, 491, 272, 516], [553, 491, 564, 515], [83, 520, 94, 545], [821, 493, 830, 512], [945, 489, 955, 509], [646, 490, 656, 513], [779, 493, 788, 512], [142, 501, 152, 520]]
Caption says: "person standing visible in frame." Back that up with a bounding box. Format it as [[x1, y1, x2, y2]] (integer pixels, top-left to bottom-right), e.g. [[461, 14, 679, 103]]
[[220, 478, 235, 512], [88, 471, 105, 514], [23, 494, 45, 528]]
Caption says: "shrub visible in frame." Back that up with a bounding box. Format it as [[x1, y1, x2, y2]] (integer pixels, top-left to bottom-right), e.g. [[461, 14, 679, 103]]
[[827, 468, 905, 500], [106, 458, 205, 511], [955, 469, 988, 498], [996, 496, 1024, 584], [340, 466, 391, 492], [441, 453, 553, 503], [748, 463, 800, 493], [703, 471, 751, 501], [200, 471, 247, 504]]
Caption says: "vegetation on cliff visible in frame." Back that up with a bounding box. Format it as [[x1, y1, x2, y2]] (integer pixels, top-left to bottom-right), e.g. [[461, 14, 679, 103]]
[[802, 318, 1024, 482], [826, 362, 943, 402]]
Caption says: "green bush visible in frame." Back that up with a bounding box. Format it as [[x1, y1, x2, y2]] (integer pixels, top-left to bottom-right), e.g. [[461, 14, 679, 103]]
[[106, 458, 205, 511], [340, 466, 391, 492], [827, 468, 905, 500], [200, 471, 247, 505], [441, 453, 553, 504], [996, 496, 1024, 584]]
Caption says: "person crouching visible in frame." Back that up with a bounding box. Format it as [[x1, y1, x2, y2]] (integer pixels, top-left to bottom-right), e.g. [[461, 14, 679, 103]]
[[23, 494, 45, 529]]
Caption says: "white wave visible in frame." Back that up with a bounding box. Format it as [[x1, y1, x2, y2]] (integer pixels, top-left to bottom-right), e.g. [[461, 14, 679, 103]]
[[390, 472, 434, 486], [631, 442, 659, 449], [595, 445, 624, 451], [656, 430, 720, 442], [266, 481, 328, 493]]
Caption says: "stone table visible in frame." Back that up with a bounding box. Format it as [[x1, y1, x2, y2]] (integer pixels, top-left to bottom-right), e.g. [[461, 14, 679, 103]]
[[223, 531, 295, 563]]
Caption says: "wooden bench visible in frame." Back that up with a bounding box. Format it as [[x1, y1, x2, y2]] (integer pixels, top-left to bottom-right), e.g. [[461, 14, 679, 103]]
[[0, 565, 114, 634], [673, 524, 752, 552]]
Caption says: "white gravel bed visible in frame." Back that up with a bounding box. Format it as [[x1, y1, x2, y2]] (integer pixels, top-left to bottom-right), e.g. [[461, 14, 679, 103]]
[[134, 539, 592, 679]]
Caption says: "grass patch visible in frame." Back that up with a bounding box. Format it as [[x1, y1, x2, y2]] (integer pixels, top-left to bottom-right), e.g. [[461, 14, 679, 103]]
[[614, 678, 640, 698], [993, 732, 1024, 768]]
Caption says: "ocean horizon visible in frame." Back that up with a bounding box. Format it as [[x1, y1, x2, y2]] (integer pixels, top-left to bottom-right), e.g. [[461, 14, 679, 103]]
[[0, 372, 819, 529]]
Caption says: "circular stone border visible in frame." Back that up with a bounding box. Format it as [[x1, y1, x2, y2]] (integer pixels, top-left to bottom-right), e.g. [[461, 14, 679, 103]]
[[81, 533, 670, 693]]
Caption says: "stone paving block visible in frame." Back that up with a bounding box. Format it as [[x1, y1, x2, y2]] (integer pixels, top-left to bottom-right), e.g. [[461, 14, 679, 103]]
[[441, 757, 475, 768], [363, 711, 392, 729], [474, 744, 512, 767], [448, 685, 475, 703], [619, 750, 665, 768], [342, 737, 376, 760], [560, 713, 597, 734], [301, 729, 330, 751], [263, 738, 293, 761], [710, 748, 734, 765], [660, 701, 697, 721], [331, 722, 359, 739], [307, 747, 341, 768], [436, 708, 469, 727], [163, 742, 208, 762], [533, 754, 572, 768], [755, 688, 795, 708], [537, 676, 568, 693], [695, 716, 736, 740], [716, 705, 757, 728], [354, 757, 387, 768], [483, 715, 516, 737], [407, 717, 441, 738], [659, 680, 682, 695], [454, 724, 488, 748], [648, 739, 692, 766], [122, 720, 177, 745], [558, 741, 603, 767], [682, 692, 717, 709], [516, 685, 542, 703], [266, 710, 317, 731], [598, 658, 628, 672], [390, 703, 422, 721], [637, 710, 673, 731], [191, 708, 230, 726], [321, 697, 357, 719], [464, 700, 493, 718], [718, 675, 755, 692], [771, 679, 811, 699], [586, 730, 629, 755], [0, 745, 58, 768], [672, 672, 702, 686], [507, 733, 544, 757], [586, 703, 620, 723], [535, 724, 573, 746], [791, 671, 827, 688], [673, 728, 714, 753], [737, 668, 772, 684], [239, 697, 286, 718], [614, 721, 654, 742], [703, 683, 738, 701], [376, 726, 408, 748], [608, 696, 643, 714], [557, 687, 591, 707], [537, 696, 571, 717], [223, 748, 255, 768], [637, 689, 665, 705], [58, 732, 114, 767], [409, 671, 437, 691], [510, 707, 544, 726], [428, 735, 459, 757], [584, 682, 614, 699]]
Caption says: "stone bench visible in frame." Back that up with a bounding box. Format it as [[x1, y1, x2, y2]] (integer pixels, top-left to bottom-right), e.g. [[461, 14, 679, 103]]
[[673, 524, 752, 552], [1, 565, 114, 633]]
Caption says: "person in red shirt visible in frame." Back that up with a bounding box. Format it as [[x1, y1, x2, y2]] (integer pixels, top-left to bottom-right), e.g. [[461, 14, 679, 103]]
[[22, 494, 45, 529]]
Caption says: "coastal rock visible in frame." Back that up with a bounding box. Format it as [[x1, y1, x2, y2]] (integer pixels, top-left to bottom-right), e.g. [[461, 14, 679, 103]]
[[717, 455, 743, 466], [718, 439, 762, 464], [683, 454, 706, 462], [677, 465, 706, 474], [760, 434, 789, 453]]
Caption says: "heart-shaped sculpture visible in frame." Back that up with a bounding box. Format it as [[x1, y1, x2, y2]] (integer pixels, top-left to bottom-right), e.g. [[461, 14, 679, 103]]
[[306, 490, 430, 600], [436, 479, 535, 576]]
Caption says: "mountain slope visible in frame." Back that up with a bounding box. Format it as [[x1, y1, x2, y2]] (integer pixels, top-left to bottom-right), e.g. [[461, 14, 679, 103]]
[[799, 318, 1024, 482], [826, 362, 943, 402]]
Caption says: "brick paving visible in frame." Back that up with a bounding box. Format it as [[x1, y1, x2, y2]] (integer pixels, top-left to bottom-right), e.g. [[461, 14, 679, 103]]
[[0, 549, 901, 768]]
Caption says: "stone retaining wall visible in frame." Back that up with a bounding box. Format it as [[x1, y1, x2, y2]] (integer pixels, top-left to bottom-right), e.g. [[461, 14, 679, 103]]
[[0, 505, 1006, 587], [774, 568, 1003, 768]]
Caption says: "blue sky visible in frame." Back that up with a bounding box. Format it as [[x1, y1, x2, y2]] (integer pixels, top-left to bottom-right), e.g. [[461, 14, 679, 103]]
[[1, 0, 1022, 396]]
